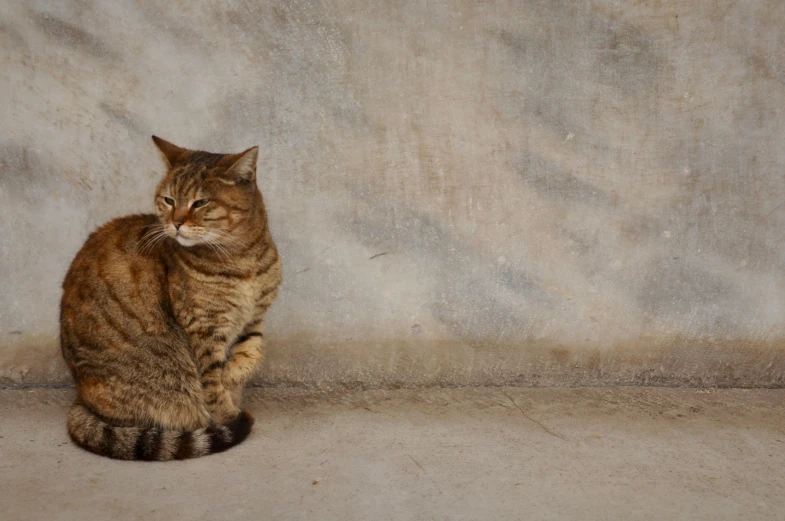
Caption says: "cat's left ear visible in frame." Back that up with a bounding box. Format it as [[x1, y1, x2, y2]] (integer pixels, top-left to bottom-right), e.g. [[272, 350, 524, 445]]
[[224, 146, 259, 183], [152, 136, 187, 167]]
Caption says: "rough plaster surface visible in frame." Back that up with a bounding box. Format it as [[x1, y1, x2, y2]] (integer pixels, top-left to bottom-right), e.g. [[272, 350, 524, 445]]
[[1, 388, 785, 520], [1, 1, 784, 387]]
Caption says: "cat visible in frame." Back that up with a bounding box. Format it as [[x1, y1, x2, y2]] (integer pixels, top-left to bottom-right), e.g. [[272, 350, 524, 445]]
[[59, 136, 282, 460]]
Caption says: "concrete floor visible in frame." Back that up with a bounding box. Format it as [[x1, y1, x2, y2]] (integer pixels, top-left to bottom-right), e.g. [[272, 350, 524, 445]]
[[1, 388, 783, 521]]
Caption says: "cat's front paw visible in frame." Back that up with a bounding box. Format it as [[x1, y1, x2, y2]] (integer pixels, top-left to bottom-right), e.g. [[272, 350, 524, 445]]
[[222, 335, 264, 389]]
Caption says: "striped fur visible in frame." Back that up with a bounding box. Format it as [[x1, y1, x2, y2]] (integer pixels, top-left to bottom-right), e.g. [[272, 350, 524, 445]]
[[68, 398, 254, 461], [60, 137, 281, 460]]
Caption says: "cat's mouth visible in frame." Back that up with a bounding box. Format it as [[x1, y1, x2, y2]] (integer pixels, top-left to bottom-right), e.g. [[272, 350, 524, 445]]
[[175, 234, 200, 247], [168, 225, 201, 247]]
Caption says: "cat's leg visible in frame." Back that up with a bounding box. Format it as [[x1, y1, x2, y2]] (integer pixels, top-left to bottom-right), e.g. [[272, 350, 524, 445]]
[[187, 325, 242, 424], [73, 334, 211, 431], [223, 321, 265, 393]]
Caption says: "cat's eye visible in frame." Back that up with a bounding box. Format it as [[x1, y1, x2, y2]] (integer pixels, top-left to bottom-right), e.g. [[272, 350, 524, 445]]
[[191, 199, 210, 209], [163, 197, 175, 206]]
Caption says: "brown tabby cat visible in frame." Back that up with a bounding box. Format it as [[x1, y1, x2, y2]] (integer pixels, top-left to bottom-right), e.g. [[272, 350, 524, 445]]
[[60, 136, 281, 460]]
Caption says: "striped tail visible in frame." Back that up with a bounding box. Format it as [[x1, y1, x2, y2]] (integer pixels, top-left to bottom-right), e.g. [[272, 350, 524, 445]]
[[67, 398, 254, 461]]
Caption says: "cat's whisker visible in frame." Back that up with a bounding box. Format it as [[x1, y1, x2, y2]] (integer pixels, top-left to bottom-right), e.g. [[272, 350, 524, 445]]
[[213, 237, 235, 262], [137, 233, 160, 256], [202, 237, 221, 259], [137, 228, 168, 256], [207, 232, 238, 249], [139, 229, 161, 245], [208, 241, 231, 263], [206, 236, 233, 263], [148, 232, 169, 252], [138, 228, 163, 247], [209, 230, 249, 249]]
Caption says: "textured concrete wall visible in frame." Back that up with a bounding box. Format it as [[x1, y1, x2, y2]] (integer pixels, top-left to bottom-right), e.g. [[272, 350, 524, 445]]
[[2, 1, 784, 388]]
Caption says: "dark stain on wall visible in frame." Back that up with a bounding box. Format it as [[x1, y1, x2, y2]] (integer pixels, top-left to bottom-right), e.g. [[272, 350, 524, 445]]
[[339, 191, 561, 349], [0, 21, 27, 49], [636, 257, 737, 320], [517, 151, 614, 207], [99, 103, 145, 136], [30, 10, 120, 62], [0, 141, 93, 200]]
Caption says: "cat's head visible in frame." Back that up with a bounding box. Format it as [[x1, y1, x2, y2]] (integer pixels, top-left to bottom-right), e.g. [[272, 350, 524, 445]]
[[152, 136, 260, 248]]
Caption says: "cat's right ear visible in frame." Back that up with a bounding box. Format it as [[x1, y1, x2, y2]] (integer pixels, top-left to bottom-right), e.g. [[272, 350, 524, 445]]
[[152, 136, 187, 167]]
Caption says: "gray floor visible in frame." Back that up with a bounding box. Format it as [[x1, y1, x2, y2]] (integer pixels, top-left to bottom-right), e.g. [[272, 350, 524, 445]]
[[1, 387, 783, 521]]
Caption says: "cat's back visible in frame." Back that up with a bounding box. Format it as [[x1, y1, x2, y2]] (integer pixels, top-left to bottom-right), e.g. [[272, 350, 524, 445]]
[[64, 214, 164, 283], [61, 214, 171, 336]]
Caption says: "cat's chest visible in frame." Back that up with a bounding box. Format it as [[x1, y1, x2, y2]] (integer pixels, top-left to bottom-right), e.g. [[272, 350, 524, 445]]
[[171, 270, 267, 328], [227, 276, 267, 319]]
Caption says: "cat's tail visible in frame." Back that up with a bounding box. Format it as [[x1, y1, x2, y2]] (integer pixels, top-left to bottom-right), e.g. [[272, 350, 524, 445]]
[[66, 398, 254, 461]]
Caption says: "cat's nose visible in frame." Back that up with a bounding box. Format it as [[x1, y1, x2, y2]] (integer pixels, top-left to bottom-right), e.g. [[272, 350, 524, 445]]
[[173, 219, 185, 230]]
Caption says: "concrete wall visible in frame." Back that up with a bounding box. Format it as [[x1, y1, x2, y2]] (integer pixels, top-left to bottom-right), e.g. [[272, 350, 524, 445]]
[[2, 0, 784, 388]]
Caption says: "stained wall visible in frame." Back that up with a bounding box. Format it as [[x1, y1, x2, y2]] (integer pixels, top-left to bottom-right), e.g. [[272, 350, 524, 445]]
[[2, 1, 784, 387]]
